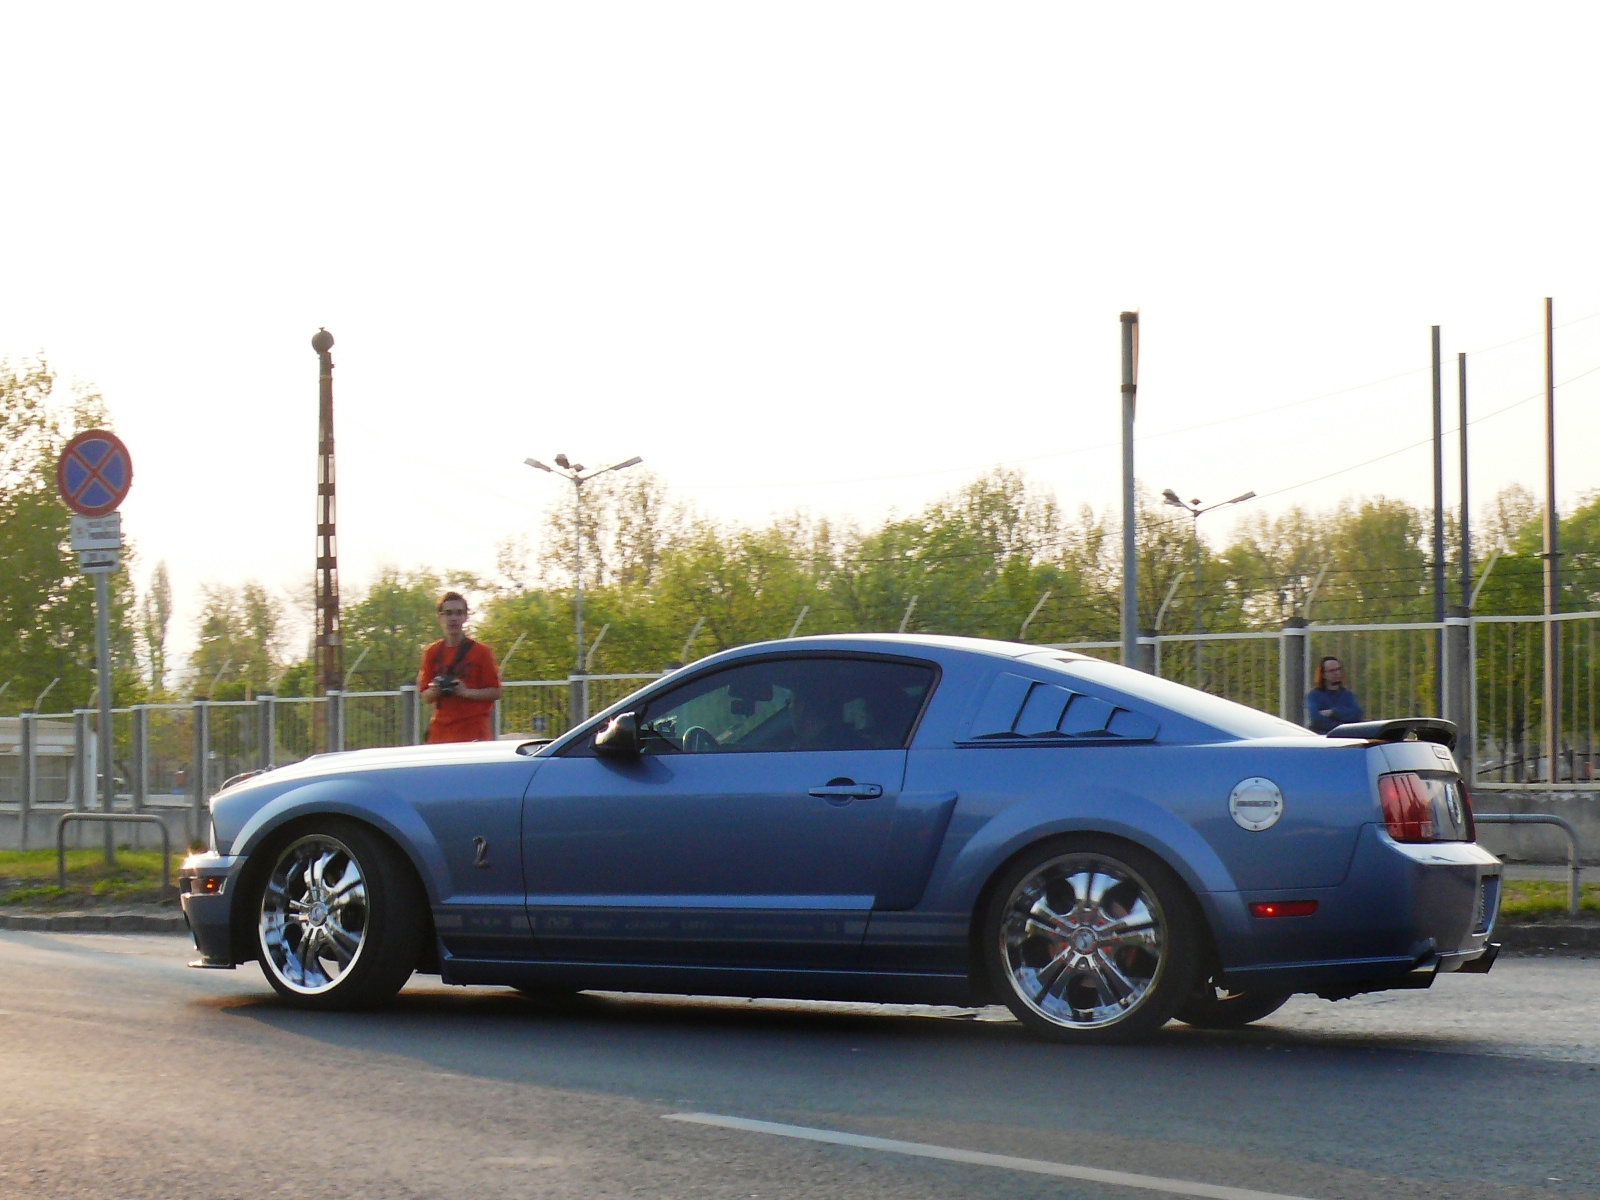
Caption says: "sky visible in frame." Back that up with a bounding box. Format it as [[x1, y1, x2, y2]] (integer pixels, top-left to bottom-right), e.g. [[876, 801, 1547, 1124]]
[[4, 4, 1600, 667]]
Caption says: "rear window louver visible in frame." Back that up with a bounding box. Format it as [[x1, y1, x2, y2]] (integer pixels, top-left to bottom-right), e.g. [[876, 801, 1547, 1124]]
[[964, 673, 1159, 743]]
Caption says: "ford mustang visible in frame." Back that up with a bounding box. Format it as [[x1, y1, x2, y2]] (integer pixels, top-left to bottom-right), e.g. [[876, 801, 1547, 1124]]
[[179, 634, 1501, 1042]]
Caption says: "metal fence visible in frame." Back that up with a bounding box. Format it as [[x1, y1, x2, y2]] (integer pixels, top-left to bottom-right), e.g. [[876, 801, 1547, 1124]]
[[1473, 612, 1600, 786], [1054, 610, 1600, 792], [0, 673, 663, 848], [7, 613, 1600, 851]]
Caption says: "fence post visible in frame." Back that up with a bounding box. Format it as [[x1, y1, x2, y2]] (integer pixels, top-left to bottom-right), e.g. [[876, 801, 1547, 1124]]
[[327, 690, 344, 753], [1445, 610, 1472, 776], [257, 694, 275, 771], [569, 674, 586, 727], [1135, 630, 1157, 675], [492, 697, 503, 739], [1280, 618, 1308, 725], [131, 705, 148, 849], [72, 709, 90, 812], [18, 710, 34, 851], [72, 709, 89, 848], [191, 699, 210, 848], [400, 684, 419, 746]]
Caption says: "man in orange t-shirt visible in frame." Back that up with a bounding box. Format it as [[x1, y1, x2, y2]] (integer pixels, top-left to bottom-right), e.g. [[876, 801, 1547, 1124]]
[[418, 591, 503, 743]]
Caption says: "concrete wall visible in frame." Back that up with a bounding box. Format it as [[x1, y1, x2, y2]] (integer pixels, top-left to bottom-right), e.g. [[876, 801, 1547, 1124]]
[[0, 806, 193, 854], [1472, 790, 1600, 865]]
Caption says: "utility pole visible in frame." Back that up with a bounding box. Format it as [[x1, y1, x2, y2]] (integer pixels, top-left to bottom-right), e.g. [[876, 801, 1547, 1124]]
[[1120, 312, 1139, 670], [525, 453, 642, 719], [1163, 488, 1255, 692], [1459, 352, 1471, 610], [1543, 298, 1560, 782], [1431, 326, 1445, 712], [312, 329, 343, 703]]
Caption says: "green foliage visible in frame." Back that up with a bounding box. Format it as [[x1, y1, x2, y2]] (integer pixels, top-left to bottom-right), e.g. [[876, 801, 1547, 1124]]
[[341, 568, 453, 691], [0, 848, 177, 909], [188, 581, 286, 699], [1498, 879, 1600, 921]]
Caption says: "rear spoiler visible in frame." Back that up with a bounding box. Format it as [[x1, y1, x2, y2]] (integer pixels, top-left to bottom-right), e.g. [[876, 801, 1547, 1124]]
[[1325, 717, 1457, 750]]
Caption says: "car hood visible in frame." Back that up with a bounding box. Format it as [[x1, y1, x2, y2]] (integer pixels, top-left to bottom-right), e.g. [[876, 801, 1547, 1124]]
[[222, 739, 533, 795]]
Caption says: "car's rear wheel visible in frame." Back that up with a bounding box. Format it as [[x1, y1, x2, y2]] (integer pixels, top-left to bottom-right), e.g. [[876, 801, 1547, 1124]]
[[1174, 986, 1291, 1029], [982, 838, 1200, 1044], [255, 820, 423, 1010]]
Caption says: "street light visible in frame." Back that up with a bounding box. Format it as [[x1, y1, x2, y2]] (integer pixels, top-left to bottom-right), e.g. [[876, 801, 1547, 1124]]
[[525, 454, 643, 681], [1162, 488, 1256, 689]]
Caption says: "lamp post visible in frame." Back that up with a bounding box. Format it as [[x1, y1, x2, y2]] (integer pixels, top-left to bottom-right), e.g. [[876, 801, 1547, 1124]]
[[525, 454, 643, 680], [1162, 488, 1255, 690]]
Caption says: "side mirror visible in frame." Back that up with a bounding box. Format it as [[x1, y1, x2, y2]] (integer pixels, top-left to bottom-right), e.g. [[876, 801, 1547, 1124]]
[[593, 712, 641, 759]]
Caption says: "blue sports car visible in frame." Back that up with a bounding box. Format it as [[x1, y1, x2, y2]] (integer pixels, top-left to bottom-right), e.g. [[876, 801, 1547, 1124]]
[[179, 635, 1501, 1043]]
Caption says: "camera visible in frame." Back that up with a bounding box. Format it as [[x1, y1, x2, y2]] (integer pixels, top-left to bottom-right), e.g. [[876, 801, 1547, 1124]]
[[431, 673, 460, 697]]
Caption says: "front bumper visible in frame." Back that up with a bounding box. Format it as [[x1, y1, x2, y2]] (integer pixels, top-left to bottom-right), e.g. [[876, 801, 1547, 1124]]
[[177, 852, 248, 967], [1213, 825, 1502, 996]]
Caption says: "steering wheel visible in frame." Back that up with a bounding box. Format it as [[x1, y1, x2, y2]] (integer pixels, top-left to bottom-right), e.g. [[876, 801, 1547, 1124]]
[[681, 725, 720, 753]]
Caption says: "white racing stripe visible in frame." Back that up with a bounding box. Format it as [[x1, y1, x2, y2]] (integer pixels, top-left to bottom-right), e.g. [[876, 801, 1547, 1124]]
[[663, 1112, 1320, 1200]]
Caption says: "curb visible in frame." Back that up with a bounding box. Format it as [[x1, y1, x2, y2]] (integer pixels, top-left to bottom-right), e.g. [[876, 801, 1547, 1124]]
[[0, 911, 188, 934], [1496, 923, 1600, 955]]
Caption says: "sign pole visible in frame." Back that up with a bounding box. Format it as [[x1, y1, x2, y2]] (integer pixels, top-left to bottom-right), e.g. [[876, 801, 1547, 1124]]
[[95, 571, 115, 864], [55, 429, 133, 866]]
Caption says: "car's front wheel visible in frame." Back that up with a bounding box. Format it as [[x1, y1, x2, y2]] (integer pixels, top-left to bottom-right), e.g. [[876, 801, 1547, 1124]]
[[983, 838, 1200, 1044], [255, 820, 423, 1010]]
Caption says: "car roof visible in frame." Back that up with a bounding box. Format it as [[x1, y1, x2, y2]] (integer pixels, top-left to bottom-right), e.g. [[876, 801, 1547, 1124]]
[[688, 632, 1083, 667]]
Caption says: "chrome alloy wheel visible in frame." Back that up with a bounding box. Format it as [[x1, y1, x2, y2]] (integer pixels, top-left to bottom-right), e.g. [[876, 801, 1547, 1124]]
[[998, 853, 1167, 1030], [259, 834, 369, 995]]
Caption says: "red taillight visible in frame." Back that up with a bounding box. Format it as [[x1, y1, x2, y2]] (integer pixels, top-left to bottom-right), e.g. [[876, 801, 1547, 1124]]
[[1378, 771, 1436, 842], [1250, 900, 1318, 918]]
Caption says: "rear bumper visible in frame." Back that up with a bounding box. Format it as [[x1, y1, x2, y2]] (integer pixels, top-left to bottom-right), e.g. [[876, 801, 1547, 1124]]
[[1212, 825, 1501, 996], [177, 852, 247, 967]]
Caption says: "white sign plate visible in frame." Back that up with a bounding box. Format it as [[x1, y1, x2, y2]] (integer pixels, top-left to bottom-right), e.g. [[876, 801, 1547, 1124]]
[[70, 513, 123, 552], [78, 548, 121, 574]]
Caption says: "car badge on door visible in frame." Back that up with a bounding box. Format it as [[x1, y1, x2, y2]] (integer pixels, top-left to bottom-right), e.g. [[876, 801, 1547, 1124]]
[[1229, 778, 1284, 832]]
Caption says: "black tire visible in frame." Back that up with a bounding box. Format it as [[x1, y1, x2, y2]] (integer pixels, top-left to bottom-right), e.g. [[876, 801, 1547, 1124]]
[[1174, 987, 1291, 1030], [253, 818, 425, 1010], [981, 837, 1202, 1044]]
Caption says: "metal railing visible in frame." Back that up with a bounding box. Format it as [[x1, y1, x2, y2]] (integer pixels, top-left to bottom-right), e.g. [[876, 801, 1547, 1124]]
[[56, 812, 172, 891], [1474, 813, 1583, 916], [6, 612, 1600, 856], [1, 674, 665, 847], [1053, 610, 1600, 791]]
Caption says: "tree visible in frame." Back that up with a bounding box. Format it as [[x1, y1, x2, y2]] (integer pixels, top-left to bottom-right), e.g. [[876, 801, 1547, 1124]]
[[188, 582, 285, 699], [340, 569, 450, 691], [139, 561, 173, 694]]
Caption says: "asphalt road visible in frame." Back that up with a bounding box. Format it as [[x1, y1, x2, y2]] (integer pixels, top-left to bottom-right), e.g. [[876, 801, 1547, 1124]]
[[1, 933, 1597, 1200]]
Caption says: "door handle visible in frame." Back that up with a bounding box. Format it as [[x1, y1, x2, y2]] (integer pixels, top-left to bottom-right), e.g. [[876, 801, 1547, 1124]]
[[808, 783, 883, 800]]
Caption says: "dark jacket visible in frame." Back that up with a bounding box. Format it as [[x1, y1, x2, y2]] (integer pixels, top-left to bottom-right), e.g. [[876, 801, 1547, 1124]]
[[1306, 686, 1364, 734]]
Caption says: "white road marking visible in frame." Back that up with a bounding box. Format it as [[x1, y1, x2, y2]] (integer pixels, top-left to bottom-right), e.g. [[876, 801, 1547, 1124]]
[[664, 1112, 1320, 1200]]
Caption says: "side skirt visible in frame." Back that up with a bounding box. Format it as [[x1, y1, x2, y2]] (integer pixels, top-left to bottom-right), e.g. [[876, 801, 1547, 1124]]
[[439, 954, 976, 1007]]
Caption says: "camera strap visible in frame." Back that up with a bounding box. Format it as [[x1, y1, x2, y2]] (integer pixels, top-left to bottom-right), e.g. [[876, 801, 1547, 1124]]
[[441, 637, 476, 676]]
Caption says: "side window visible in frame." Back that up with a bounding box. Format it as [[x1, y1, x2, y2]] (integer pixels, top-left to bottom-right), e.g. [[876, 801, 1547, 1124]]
[[638, 657, 935, 754]]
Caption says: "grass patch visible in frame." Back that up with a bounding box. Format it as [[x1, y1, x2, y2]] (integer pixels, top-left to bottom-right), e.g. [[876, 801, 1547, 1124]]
[[0, 848, 181, 910], [1499, 879, 1600, 922]]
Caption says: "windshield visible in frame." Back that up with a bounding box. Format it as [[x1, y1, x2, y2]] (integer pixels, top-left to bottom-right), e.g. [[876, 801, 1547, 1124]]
[[1031, 655, 1317, 742]]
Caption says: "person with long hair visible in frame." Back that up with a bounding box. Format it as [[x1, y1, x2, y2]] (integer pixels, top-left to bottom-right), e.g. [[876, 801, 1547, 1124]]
[[1306, 656, 1363, 733]]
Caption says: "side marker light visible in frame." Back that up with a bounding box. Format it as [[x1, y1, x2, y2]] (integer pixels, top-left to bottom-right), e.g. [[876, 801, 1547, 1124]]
[[1249, 900, 1317, 918]]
